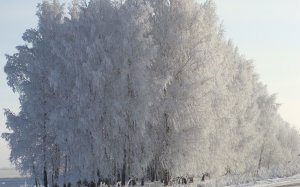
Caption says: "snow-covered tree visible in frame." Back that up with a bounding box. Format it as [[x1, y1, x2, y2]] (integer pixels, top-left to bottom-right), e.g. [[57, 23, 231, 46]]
[[3, 0, 300, 186]]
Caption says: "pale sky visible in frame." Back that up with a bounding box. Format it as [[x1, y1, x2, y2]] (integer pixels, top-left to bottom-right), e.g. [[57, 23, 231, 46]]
[[0, 0, 300, 169]]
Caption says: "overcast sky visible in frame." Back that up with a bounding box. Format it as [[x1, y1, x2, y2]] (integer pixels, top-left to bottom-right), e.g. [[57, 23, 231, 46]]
[[0, 0, 300, 168]]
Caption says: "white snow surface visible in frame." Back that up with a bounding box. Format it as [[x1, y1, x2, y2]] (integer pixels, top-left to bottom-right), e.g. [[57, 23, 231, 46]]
[[239, 175, 300, 187], [200, 175, 300, 187], [143, 176, 300, 187], [0, 168, 21, 178]]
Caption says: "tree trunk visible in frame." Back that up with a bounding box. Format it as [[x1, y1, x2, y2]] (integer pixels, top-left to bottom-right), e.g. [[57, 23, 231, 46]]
[[35, 178, 38, 187], [64, 155, 68, 186], [141, 178, 144, 186], [257, 143, 265, 175], [121, 149, 127, 185], [163, 170, 169, 186], [44, 166, 48, 187]]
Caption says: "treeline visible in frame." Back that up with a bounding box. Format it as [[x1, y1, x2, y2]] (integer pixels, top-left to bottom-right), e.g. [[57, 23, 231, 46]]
[[2, 0, 300, 186]]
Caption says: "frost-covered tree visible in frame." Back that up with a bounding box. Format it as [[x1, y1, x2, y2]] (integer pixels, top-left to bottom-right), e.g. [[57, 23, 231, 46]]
[[3, 0, 300, 186]]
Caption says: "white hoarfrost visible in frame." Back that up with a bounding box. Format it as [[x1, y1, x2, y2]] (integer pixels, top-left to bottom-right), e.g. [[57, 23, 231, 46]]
[[2, 0, 300, 186]]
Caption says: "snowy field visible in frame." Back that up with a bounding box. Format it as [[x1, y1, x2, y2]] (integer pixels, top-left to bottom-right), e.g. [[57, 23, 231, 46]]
[[1, 178, 300, 187], [0, 168, 29, 187], [148, 177, 300, 187], [0, 178, 29, 187], [0, 168, 21, 178], [235, 175, 300, 187], [1, 168, 300, 187], [128, 177, 300, 187], [147, 176, 300, 187]]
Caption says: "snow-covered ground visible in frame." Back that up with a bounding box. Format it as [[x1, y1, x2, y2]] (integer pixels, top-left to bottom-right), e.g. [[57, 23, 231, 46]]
[[157, 175, 300, 187], [1, 169, 300, 187], [235, 175, 300, 187], [145, 177, 300, 187], [0, 168, 21, 178], [143, 176, 300, 187], [0, 178, 29, 187], [0, 168, 29, 187], [195, 174, 300, 187]]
